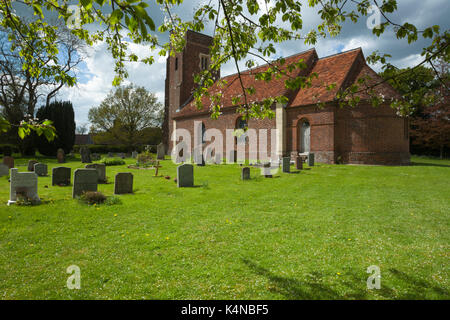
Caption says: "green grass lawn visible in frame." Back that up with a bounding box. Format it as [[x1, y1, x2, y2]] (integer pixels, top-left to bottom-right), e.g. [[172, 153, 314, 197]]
[[0, 155, 449, 299]]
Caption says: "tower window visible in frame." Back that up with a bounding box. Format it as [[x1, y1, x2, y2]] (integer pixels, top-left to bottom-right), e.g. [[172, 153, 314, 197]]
[[199, 54, 209, 71], [175, 57, 178, 70]]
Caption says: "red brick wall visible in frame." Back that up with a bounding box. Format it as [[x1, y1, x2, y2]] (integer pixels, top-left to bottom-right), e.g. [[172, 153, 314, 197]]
[[286, 105, 336, 163], [174, 109, 276, 162], [335, 103, 410, 165]]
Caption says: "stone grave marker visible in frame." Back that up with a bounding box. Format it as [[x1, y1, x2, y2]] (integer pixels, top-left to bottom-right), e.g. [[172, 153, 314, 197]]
[[0, 163, 8, 177], [114, 172, 133, 194], [91, 153, 101, 161], [177, 164, 193, 187], [132, 151, 138, 159], [282, 157, 291, 173], [107, 152, 114, 158], [295, 156, 303, 170], [8, 168, 40, 205], [308, 153, 315, 166], [27, 160, 38, 171], [57, 148, 65, 163], [3, 156, 14, 169], [34, 163, 48, 176], [80, 146, 92, 163], [85, 163, 106, 183], [241, 167, 250, 180], [72, 169, 98, 198], [52, 167, 71, 186], [157, 143, 165, 160]]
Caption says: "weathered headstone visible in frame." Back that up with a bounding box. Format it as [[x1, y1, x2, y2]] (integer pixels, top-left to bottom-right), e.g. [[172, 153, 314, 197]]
[[27, 160, 38, 171], [177, 164, 194, 188], [0, 163, 9, 176], [114, 172, 133, 194], [107, 152, 114, 158], [34, 163, 48, 176], [52, 167, 71, 186], [80, 146, 92, 163], [3, 156, 14, 169], [157, 143, 165, 160], [72, 169, 98, 198], [117, 152, 125, 159], [85, 163, 106, 183], [91, 153, 101, 161], [57, 148, 65, 163], [241, 167, 250, 180], [282, 157, 291, 173], [308, 153, 315, 166], [131, 151, 138, 159], [295, 156, 303, 170], [8, 168, 40, 205]]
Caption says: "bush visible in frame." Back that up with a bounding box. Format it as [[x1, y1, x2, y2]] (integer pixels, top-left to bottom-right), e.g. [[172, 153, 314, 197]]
[[98, 157, 126, 166], [35, 101, 76, 156], [80, 191, 106, 205], [0, 144, 18, 156], [72, 144, 146, 154]]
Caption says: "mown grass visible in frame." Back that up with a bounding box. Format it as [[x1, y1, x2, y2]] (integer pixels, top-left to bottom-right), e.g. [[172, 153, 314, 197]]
[[0, 155, 449, 299]]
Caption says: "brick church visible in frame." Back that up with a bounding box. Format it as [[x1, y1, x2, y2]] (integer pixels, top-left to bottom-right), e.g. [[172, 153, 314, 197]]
[[163, 30, 410, 165]]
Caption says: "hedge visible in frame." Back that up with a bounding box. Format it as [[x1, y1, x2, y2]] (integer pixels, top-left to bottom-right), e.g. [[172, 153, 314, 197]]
[[72, 144, 150, 154]]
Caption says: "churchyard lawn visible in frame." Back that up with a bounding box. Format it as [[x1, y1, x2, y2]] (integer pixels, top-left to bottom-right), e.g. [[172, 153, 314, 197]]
[[0, 155, 449, 299]]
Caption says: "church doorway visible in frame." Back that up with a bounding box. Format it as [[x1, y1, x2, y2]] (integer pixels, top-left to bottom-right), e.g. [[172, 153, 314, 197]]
[[298, 120, 310, 153]]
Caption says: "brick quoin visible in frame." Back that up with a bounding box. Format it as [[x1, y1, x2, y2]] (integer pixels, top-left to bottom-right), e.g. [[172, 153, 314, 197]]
[[164, 30, 410, 165]]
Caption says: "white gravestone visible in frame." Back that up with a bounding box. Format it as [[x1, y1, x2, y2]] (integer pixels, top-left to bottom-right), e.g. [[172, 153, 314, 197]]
[[8, 168, 40, 205]]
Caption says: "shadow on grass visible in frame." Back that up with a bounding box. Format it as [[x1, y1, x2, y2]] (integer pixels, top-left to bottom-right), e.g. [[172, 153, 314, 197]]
[[411, 162, 450, 168], [242, 259, 449, 299]]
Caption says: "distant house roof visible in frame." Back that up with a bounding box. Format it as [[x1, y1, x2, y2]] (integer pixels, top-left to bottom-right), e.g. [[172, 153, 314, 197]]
[[173, 47, 399, 119], [75, 134, 94, 145]]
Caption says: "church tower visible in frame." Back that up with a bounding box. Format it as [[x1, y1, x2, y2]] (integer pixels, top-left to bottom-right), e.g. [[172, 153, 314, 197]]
[[163, 30, 219, 153]]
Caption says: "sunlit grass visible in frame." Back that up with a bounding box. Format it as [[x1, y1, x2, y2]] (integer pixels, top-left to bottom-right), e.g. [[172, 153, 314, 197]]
[[0, 155, 449, 299]]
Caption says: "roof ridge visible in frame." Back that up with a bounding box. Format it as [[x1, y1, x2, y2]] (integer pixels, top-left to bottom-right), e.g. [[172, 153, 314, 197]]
[[220, 48, 317, 79], [318, 47, 362, 60]]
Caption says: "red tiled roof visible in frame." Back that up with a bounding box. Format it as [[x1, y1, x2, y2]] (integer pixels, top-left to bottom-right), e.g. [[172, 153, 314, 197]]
[[173, 47, 399, 119], [290, 48, 361, 106]]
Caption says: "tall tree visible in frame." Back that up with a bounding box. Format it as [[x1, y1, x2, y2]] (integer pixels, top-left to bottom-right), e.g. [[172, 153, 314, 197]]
[[0, 0, 448, 128], [35, 101, 76, 156], [88, 84, 163, 146]]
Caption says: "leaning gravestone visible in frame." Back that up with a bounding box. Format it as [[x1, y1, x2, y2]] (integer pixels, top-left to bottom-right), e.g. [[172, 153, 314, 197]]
[[85, 163, 106, 183], [57, 148, 65, 163], [114, 172, 133, 194], [282, 157, 291, 173], [177, 164, 193, 188], [3, 156, 14, 169], [27, 160, 39, 171], [241, 167, 250, 180], [52, 167, 71, 186], [0, 163, 9, 177], [72, 169, 98, 198], [308, 153, 315, 166], [157, 143, 165, 160], [131, 151, 138, 159], [295, 156, 303, 170], [34, 163, 48, 176], [80, 146, 92, 163], [8, 168, 40, 205]]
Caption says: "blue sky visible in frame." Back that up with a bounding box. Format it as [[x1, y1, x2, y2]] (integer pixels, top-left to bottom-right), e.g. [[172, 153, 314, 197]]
[[26, 0, 449, 128]]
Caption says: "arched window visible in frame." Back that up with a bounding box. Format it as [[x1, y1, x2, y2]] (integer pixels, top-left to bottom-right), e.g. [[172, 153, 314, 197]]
[[236, 117, 247, 130], [201, 122, 206, 143]]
